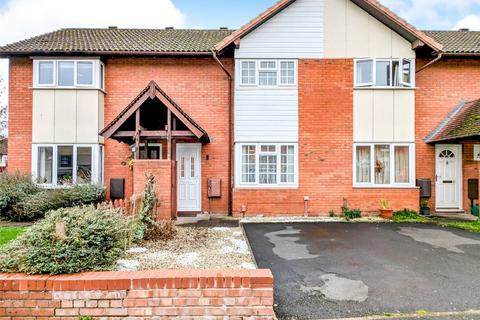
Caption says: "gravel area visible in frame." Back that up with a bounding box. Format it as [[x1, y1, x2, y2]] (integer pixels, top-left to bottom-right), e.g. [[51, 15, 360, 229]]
[[123, 220, 256, 270]]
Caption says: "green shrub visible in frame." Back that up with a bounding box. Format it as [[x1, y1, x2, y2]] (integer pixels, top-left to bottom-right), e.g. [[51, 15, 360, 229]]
[[0, 172, 40, 217], [11, 184, 105, 222], [342, 206, 362, 220], [0, 205, 127, 275], [392, 209, 426, 222]]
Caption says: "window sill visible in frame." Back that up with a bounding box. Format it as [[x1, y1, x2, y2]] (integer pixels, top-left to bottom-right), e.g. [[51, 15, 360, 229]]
[[354, 87, 416, 91], [353, 184, 419, 189], [31, 86, 106, 94], [235, 185, 298, 190]]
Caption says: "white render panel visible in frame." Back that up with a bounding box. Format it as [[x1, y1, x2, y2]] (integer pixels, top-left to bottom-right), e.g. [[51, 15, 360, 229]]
[[235, 0, 324, 59], [235, 87, 298, 142], [324, 0, 415, 58], [32, 89, 104, 144], [54, 90, 76, 143], [353, 90, 373, 141], [354, 89, 415, 143], [394, 90, 415, 142], [32, 90, 55, 143]]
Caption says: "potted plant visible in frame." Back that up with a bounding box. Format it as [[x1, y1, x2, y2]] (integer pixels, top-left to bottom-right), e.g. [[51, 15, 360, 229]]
[[420, 198, 430, 216], [379, 199, 394, 219]]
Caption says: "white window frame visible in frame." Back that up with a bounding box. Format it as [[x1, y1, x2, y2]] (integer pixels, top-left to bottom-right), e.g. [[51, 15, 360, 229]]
[[240, 60, 258, 86], [33, 59, 103, 89], [32, 144, 104, 188], [354, 58, 415, 88], [353, 143, 415, 188], [238, 59, 297, 88], [235, 142, 298, 188]]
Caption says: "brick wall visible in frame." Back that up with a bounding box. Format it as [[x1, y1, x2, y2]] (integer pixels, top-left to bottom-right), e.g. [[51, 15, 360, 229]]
[[7, 58, 32, 174], [133, 160, 176, 220], [233, 59, 419, 217], [416, 58, 480, 210], [0, 269, 274, 319], [104, 57, 233, 214]]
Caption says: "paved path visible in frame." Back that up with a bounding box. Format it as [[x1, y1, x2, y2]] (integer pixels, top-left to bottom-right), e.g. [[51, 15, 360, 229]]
[[243, 223, 480, 320]]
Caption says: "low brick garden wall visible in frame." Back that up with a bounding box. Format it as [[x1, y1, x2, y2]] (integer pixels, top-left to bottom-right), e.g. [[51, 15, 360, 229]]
[[0, 269, 274, 319]]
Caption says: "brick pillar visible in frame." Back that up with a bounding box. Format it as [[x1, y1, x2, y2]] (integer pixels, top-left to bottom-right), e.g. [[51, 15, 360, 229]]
[[133, 160, 176, 220]]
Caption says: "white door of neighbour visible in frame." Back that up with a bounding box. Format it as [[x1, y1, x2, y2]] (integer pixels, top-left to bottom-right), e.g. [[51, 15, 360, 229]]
[[435, 144, 462, 210], [177, 143, 202, 212]]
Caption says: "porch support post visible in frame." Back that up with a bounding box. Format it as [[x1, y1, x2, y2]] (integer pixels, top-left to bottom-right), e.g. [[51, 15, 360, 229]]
[[134, 109, 140, 160], [167, 109, 172, 160]]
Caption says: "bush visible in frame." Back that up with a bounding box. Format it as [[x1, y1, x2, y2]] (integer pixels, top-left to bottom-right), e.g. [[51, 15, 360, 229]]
[[342, 206, 362, 220], [392, 209, 426, 222], [0, 205, 127, 275], [11, 184, 105, 222], [144, 220, 177, 242], [0, 172, 40, 217]]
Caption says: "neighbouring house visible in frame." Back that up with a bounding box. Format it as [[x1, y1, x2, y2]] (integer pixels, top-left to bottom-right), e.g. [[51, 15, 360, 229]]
[[1, 0, 480, 219], [0, 137, 7, 172]]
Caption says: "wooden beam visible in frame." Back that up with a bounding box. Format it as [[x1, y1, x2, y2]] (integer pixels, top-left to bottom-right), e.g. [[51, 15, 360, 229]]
[[102, 94, 150, 139], [113, 130, 196, 138], [167, 109, 172, 160], [154, 92, 204, 139], [134, 109, 140, 160]]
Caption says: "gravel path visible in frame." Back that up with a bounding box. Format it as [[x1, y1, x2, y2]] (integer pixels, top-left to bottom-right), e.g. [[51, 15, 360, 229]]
[[123, 222, 256, 270]]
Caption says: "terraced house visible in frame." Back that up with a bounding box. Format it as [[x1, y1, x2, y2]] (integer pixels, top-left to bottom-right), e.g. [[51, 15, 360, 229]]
[[1, 0, 480, 218]]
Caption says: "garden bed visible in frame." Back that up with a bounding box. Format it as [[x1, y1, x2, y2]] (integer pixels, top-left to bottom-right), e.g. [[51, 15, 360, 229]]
[[122, 219, 256, 270]]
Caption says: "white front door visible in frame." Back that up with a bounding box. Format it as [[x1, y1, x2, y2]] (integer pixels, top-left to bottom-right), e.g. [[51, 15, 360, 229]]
[[435, 144, 462, 210], [176, 143, 202, 212]]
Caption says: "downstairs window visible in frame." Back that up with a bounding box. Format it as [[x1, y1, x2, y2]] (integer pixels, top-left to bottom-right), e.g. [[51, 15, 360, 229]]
[[33, 144, 104, 187], [354, 143, 414, 187], [236, 143, 297, 187]]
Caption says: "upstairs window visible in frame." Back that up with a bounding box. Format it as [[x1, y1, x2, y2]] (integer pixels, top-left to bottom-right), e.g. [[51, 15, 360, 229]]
[[239, 59, 297, 87], [34, 59, 104, 89], [355, 58, 414, 88]]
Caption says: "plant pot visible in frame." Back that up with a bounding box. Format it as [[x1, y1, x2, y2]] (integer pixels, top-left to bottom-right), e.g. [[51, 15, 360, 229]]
[[380, 208, 394, 219], [420, 207, 430, 216]]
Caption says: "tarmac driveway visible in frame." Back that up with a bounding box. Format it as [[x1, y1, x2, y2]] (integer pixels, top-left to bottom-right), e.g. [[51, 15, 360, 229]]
[[243, 223, 480, 320]]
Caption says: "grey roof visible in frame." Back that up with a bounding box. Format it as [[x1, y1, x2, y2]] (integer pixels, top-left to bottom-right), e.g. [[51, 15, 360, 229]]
[[0, 28, 234, 57], [423, 30, 480, 54], [425, 99, 480, 143]]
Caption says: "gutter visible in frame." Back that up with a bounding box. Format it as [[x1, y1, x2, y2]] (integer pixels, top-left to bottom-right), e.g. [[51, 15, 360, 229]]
[[212, 50, 233, 216], [416, 52, 443, 74]]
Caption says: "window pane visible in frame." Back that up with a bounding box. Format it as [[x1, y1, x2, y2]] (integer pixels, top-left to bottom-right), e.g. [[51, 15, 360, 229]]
[[77, 147, 92, 184], [375, 145, 390, 184], [99, 146, 103, 184], [77, 62, 93, 85], [58, 61, 74, 86], [57, 146, 74, 185], [375, 61, 391, 86], [100, 64, 105, 89], [356, 60, 373, 85], [260, 61, 276, 69], [259, 154, 277, 184], [241, 145, 256, 183], [402, 59, 412, 85], [356, 146, 371, 183], [259, 71, 277, 86], [395, 146, 409, 183], [280, 61, 295, 85], [392, 60, 400, 86], [37, 147, 53, 184], [281, 145, 295, 183], [260, 145, 276, 153], [180, 157, 185, 178], [241, 61, 256, 85], [38, 62, 54, 85], [191, 156, 195, 178]]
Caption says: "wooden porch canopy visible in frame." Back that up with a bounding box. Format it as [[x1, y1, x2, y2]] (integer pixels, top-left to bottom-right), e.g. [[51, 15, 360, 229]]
[[100, 81, 209, 158]]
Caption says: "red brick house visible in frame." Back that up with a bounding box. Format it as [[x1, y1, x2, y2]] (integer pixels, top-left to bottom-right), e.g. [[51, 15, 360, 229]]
[[1, 0, 480, 218]]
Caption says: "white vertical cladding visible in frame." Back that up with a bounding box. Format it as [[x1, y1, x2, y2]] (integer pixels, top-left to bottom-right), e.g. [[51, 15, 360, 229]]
[[235, 0, 324, 59]]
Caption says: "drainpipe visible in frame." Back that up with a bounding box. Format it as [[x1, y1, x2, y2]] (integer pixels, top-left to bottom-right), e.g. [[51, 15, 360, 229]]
[[416, 52, 443, 74], [212, 50, 233, 216]]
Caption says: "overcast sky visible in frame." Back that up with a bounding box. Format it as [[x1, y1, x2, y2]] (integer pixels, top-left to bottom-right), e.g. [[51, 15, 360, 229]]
[[1, 0, 480, 100]]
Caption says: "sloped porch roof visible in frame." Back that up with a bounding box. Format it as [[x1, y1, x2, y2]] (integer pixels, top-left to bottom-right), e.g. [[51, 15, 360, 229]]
[[425, 99, 480, 144], [100, 80, 209, 143]]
